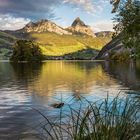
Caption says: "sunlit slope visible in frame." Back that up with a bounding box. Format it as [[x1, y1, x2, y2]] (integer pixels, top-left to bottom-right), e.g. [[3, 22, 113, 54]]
[[30, 33, 111, 56]]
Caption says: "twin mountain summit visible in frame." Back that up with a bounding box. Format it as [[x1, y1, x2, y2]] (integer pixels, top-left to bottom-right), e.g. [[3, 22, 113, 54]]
[[0, 17, 114, 60]]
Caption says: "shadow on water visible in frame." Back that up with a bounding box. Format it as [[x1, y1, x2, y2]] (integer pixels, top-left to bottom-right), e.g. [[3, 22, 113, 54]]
[[102, 60, 140, 92], [11, 62, 43, 83]]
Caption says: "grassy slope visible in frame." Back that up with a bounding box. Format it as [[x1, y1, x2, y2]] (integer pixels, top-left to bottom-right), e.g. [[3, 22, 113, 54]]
[[0, 31, 16, 59], [30, 33, 111, 56], [0, 31, 16, 46], [0, 31, 112, 59]]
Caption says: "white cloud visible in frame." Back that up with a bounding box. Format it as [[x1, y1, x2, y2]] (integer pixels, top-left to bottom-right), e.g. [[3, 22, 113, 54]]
[[63, 0, 109, 14], [0, 14, 30, 30], [91, 20, 115, 33]]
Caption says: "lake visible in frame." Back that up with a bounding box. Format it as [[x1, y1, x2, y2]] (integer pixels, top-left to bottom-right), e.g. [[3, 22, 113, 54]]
[[0, 61, 140, 139]]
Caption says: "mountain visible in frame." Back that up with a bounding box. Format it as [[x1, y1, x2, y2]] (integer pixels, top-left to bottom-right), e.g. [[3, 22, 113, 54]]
[[0, 30, 16, 59], [17, 18, 96, 37], [19, 19, 72, 35], [0, 18, 113, 60], [0, 30, 16, 48], [67, 17, 96, 37], [95, 31, 114, 38]]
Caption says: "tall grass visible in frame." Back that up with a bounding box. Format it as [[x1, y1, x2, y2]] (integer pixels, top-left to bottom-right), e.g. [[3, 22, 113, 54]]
[[36, 96, 140, 140]]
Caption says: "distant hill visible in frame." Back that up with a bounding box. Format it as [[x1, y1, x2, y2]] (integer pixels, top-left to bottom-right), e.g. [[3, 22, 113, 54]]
[[0, 31, 16, 59], [0, 30, 16, 48], [0, 18, 113, 59]]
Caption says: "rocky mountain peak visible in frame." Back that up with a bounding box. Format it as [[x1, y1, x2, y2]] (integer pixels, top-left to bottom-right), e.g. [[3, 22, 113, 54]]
[[18, 18, 96, 37], [67, 17, 96, 37], [72, 17, 87, 27], [26, 21, 36, 28], [22, 19, 71, 35]]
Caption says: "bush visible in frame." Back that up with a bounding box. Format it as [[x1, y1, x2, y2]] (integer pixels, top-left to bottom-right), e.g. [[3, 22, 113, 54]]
[[10, 40, 44, 62]]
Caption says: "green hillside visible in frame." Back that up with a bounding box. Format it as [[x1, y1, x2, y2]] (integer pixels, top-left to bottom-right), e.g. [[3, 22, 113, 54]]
[[0, 31, 16, 59], [30, 33, 111, 56], [0, 30, 112, 59], [0, 31, 16, 46]]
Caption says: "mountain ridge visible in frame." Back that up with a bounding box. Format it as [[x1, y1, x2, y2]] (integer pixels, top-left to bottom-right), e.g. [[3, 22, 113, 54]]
[[0, 18, 113, 60], [10, 17, 96, 37], [19, 19, 72, 35]]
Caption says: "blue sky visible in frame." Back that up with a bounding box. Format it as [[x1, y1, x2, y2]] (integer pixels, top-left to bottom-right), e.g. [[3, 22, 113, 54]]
[[0, 0, 115, 32]]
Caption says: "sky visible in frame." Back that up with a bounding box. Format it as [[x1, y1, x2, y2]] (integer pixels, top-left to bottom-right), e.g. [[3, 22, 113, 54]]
[[0, 0, 115, 32]]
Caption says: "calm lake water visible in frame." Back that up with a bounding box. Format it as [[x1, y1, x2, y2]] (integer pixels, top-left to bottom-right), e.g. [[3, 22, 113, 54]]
[[0, 61, 140, 139]]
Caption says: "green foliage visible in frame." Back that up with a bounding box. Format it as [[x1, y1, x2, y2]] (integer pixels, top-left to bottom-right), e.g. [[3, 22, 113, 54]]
[[10, 40, 44, 62], [114, 0, 140, 58], [111, 0, 121, 13], [63, 48, 98, 60], [109, 51, 130, 62]]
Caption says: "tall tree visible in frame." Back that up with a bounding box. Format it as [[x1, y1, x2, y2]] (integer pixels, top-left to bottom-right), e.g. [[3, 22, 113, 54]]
[[113, 0, 140, 58], [111, 0, 133, 12]]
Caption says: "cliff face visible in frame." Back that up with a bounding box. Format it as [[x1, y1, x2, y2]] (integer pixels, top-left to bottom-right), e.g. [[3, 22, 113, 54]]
[[95, 31, 114, 38], [95, 35, 126, 59], [67, 17, 96, 37], [21, 20, 72, 35]]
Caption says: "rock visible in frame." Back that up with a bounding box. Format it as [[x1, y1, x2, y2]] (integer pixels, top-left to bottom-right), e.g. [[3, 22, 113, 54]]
[[51, 103, 64, 108], [66, 17, 96, 37], [71, 17, 86, 27], [21, 19, 72, 35], [95, 34, 130, 60]]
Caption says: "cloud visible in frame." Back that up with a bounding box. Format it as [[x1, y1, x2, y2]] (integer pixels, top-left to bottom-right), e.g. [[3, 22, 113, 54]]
[[0, 14, 30, 30], [91, 20, 115, 32], [63, 0, 94, 13], [63, 0, 110, 14], [0, 0, 110, 19], [0, 0, 112, 31], [0, 0, 62, 19]]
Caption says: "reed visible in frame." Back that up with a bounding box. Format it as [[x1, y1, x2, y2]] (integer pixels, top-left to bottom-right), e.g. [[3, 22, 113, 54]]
[[36, 95, 140, 140]]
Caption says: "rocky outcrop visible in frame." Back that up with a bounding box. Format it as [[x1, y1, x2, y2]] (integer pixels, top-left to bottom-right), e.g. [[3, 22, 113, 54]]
[[67, 17, 96, 37], [95, 31, 114, 38], [21, 19, 72, 35], [95, 35, 124, 59]]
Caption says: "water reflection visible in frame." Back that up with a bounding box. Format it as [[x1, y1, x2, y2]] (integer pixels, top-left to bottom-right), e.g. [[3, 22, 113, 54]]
[[26, 61, 124, 101], [102, 61, 140, 92], [0, 61, 140, 139]]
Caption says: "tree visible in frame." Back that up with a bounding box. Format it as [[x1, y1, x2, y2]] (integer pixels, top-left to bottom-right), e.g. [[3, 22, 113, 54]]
[[10, 40, 44, 62], [111, 0, 121, 13], [113, 0, 140, 58]]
